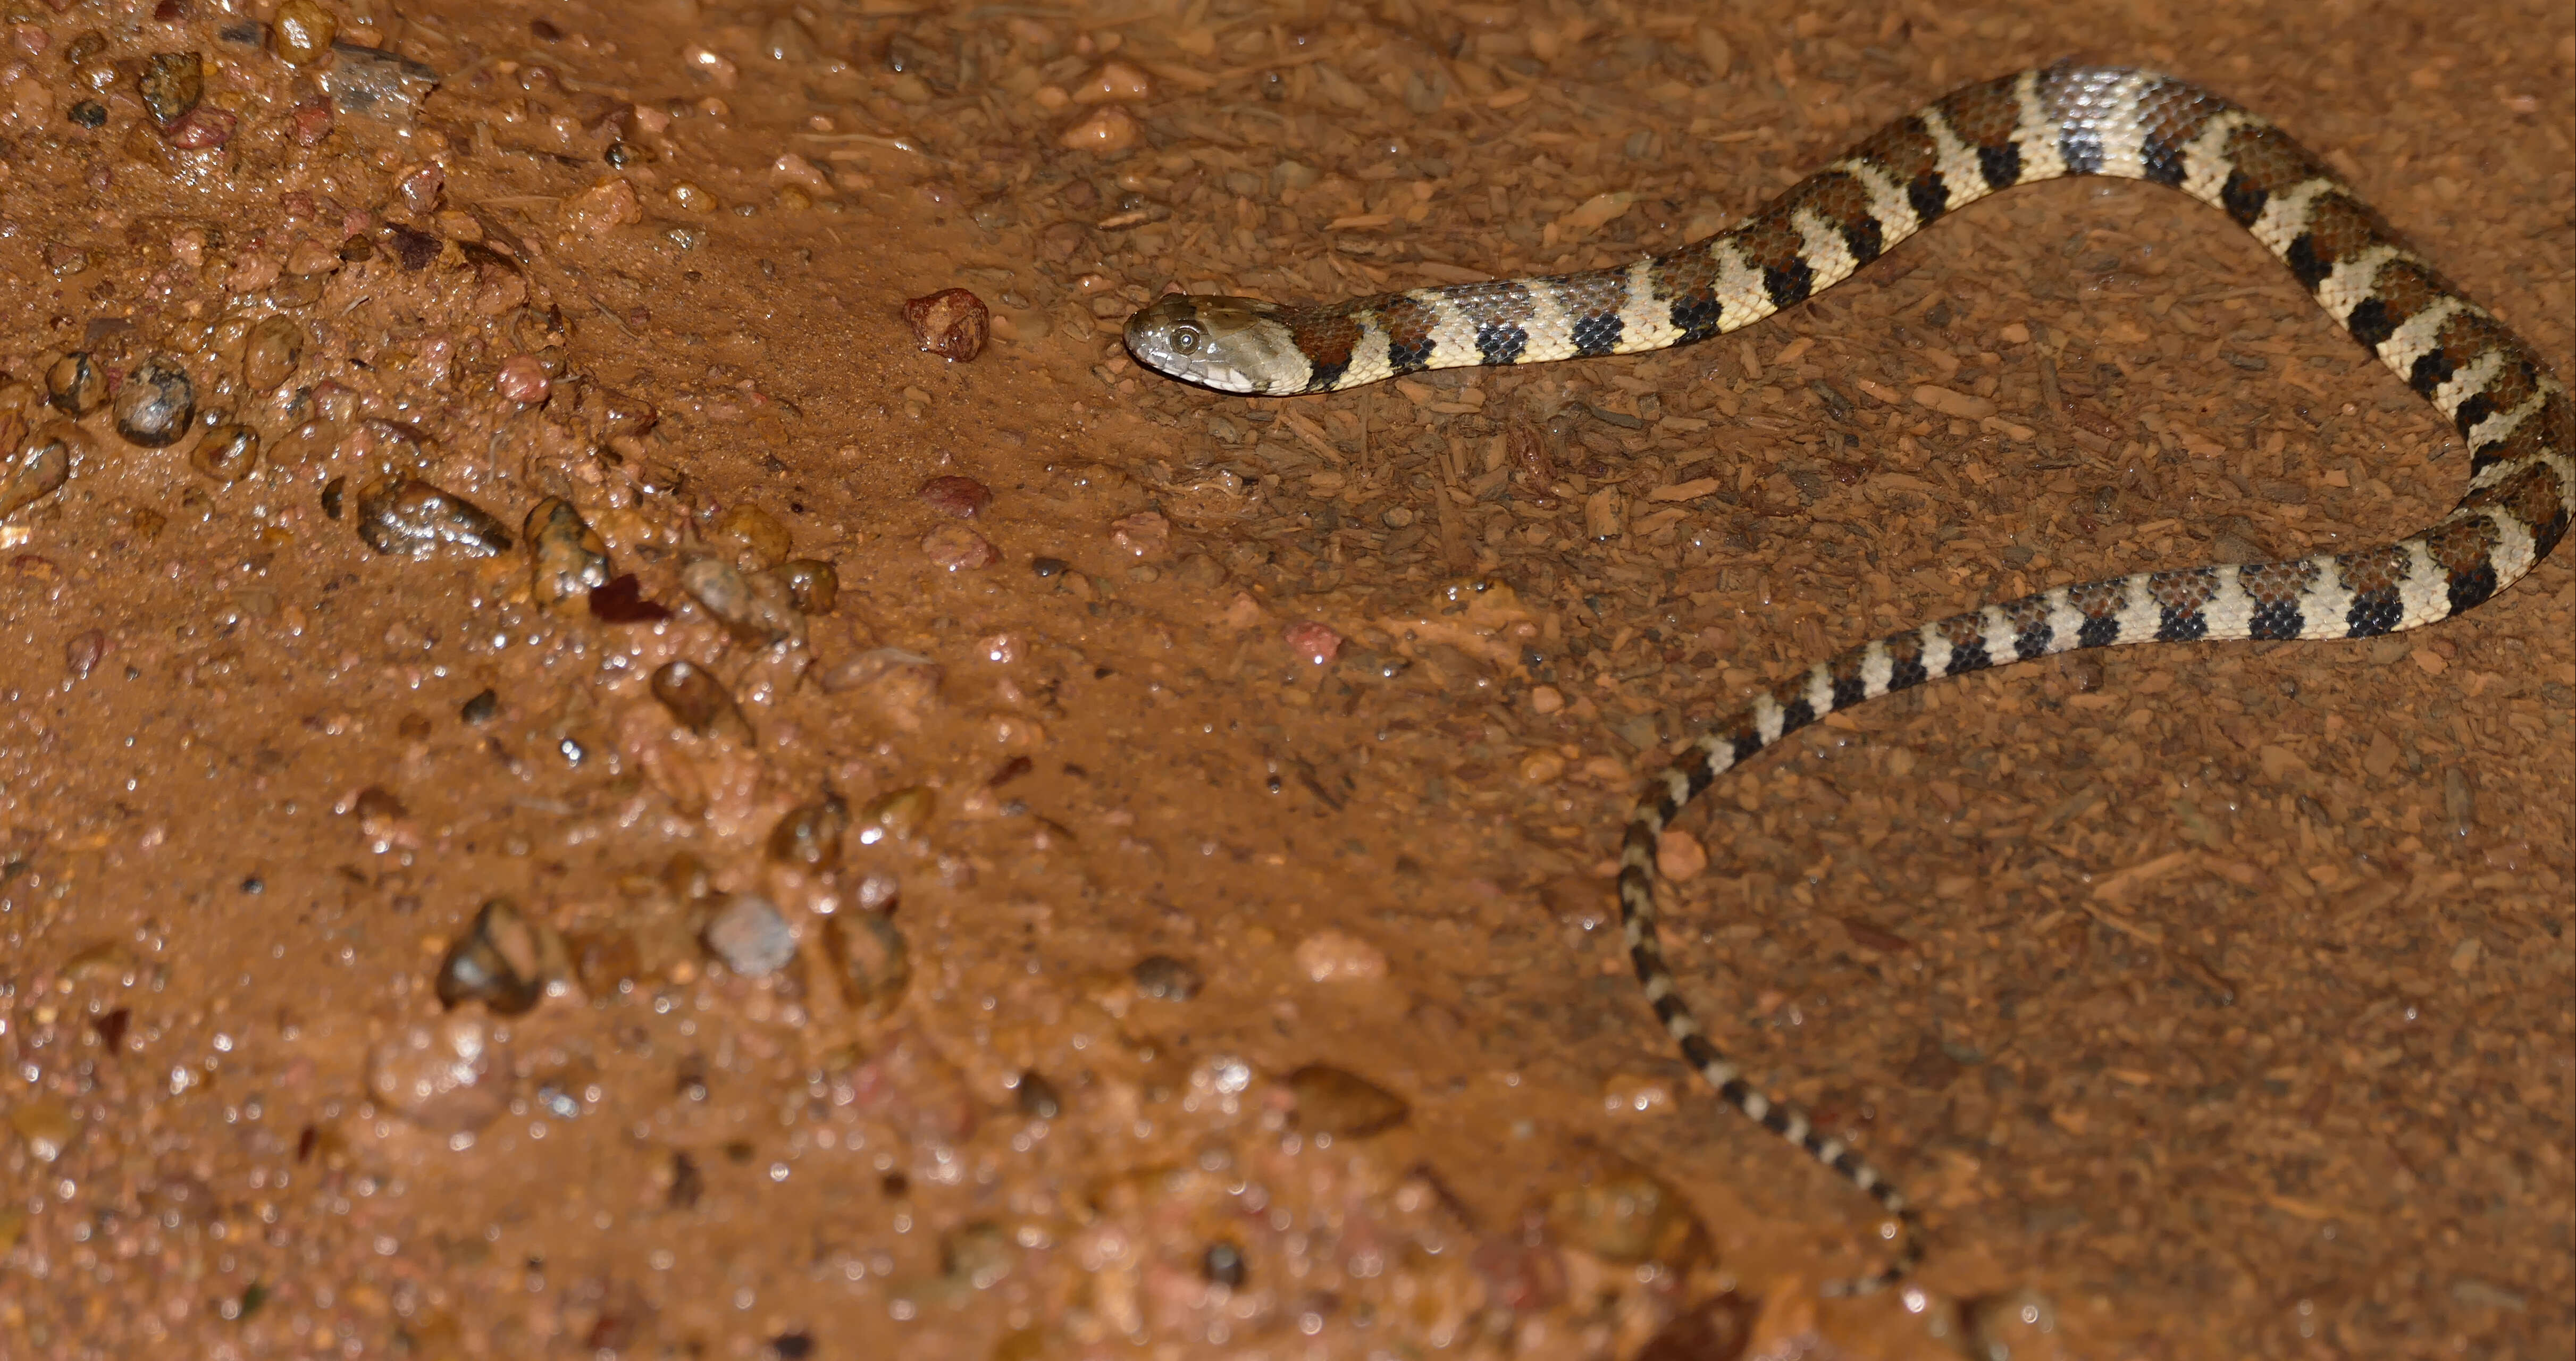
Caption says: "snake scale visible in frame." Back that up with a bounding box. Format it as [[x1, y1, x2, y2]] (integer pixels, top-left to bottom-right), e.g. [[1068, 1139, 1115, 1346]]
[[1124, 64, 2573, 1293]]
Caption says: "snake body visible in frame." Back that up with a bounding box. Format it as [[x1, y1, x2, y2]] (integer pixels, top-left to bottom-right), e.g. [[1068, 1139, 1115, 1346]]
[[1125, 65, 2573, 1293]]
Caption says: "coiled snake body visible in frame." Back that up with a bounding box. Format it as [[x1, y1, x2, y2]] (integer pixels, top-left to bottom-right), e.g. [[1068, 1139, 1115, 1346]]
[[1125, 65, 2573, 1293]]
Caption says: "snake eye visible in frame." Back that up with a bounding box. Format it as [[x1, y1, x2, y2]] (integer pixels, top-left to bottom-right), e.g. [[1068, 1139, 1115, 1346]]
[[1171, 324, 1202, 355]]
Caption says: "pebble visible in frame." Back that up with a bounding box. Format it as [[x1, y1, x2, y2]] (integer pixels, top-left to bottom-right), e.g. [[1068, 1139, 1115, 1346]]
[[395, 161, 445, 215], [525, 497, 611, 608], [1635, 1296, 1753, 1361], [921, 525, 997, 571], [137, 51, 204, 127], [708, 502, 788, 567], [269, 0, 336, 65], [681, 556, 804, 649], [1, 423, 77, 517], [1545, 1157, 1709, 1270], [769, 558, 838, 615], [354, 478, 513, 558], [317, 43, 439, 123], [1108, 510, 1170, 559], [651, 660, 753, 744], [44, 351, 105, 415], [2443, 766, 2476, 836], [8, 1098, 75, 1164], [703, 895, 799, 977], [903, 288, 989, 362], [822, 912, 910, 1019], [63, 629, 108, 680], [567, 929, 643, 997], [857, 786, 936, 844], [820, 649, 942, 732], [1130, 953, 1203, 1001], [459, 687, 499, 724], [1059, 106, 1140, 153], [1282, 620, 1341, 665], [434, 898, 549, 1016], [1655, 828, 1708, 882], [560, 177, 643, 236], [1293, 929, 1387, 984], [1287, 1065, 1408, 1138], [1029, 556, 1069, 578], [917, 474, 992, 517], [938, 1221, 1013, 1291], [189, 423, 260, 483], [494, 353, 550, 405], [767, 796, 849, 870], [162, 106, 238, 150], [1013, 1071, 1063, 1120], [1518, 751, 1566, 783], [365, 1014, 513, 1133]]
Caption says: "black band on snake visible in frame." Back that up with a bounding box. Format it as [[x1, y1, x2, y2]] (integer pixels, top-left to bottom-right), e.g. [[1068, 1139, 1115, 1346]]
[[1123, 64, 2573, 1295]]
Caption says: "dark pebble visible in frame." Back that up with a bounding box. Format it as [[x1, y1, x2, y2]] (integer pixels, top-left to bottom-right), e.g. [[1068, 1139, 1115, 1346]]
[[1130, 954, 1203, 1001], [650, 660, 752, 743], [524, 497, 612, 608], [112, 355, 196, 447], [188, 423, 260, 483], [320, 474, 346, 519], [45, 351, 105, 416], [434, 898, 548, 1016], [588, 573, 671, 623], [381, 223, 440, 271], [767, 796, 849, 870], [138, 51, 205, 127], [354, 478, 512, 558], [766, 1333, 815, 1361], [1198, 1241, 1249, 1290], [68, 100, 106, 128], [1635, 1294, 1753, 1361], [821, 912, 910, 1019], [701, 895, 797, 977], [1287, 1065, 1409, 1138], [243, 315, 306, 391], [459, 688, 499, 724], [769, 558, 838, 615], [1, 424, 79, 518], [1029, 556, 1069, 578], [1014, 1070, 1062, 1120], [681, 557, 803, 649], [917, 474, 992, 517], [902, 288, 988, 361]]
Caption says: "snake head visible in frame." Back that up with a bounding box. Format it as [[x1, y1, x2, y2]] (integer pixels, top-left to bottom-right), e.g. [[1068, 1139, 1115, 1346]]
[[1123, 295, 1311, 396]]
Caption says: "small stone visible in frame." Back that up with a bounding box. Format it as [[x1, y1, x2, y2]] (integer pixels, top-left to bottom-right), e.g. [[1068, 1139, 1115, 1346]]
[[1029, 556, 1070, 578], [268, 0, 337, 65], [1130, 953, 1203, 1001], [902, 288, 988, 361], [161, 106, 237, 149], [316, 43, 439, 124], [320, 475, 345, 519], [1287, 1065, 1408, 1138], [459, 688, 499, 724], [434, 898, 549, 1016], [1282, 620, 1341, 665], [566, 929, 642, 997], [45, 351, 106, 415], [1656, 828, 1708, 881], [1545, 1155, 1710, 1270], [289, 96, 332, 145], [189, 423, 260, 483], [68, 100, 106, 129], [395, 161, 444, 214], [136, 51, 204, 127], [525, 498, 611, 608], [820, 649, 942, 730], [1518, 751, 1566, 783], [1014, 1071, 1062, 1120], [768, 559, 838, 615], [1109, 510, 1170, 559], [922, 525, 996, 571], [651, 660, 752, 744], [917, 474, 992, 517], [9, 1098, 75, 1163], [242, 315, 306, 391], [767, 796, 849, 870], [1529, 684, 1565, 715], [560, 177, 642, 237], [1293, 929, 1387, 984], [366, 1014, 513, 1133], [64, 629, 108, 680], [681, 557, 803, 649], [712, 503, 792, 567], [1202, 1241, 1247, 1288], [285, 234, 343, 277], [1060, 106, 1139, 153], [821, 912, 910, 1019], [939, 1221, 1014, 1291], [1, 423, 78, 518], [856, 786, 936, 844], [2443, 766, 2476, 836], [702, 895, 797, 977], [494, 353, 550, 404], [1636, 1295, 1754, 1361], [354, 478, 512, 558]]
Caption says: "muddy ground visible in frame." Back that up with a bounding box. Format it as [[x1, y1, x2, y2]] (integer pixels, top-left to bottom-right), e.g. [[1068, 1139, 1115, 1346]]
[[0, 1, 2568, 1358]]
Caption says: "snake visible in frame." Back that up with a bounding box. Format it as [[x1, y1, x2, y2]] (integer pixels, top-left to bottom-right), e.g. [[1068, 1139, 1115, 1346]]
[[1122, 64, 2573, 1294]]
